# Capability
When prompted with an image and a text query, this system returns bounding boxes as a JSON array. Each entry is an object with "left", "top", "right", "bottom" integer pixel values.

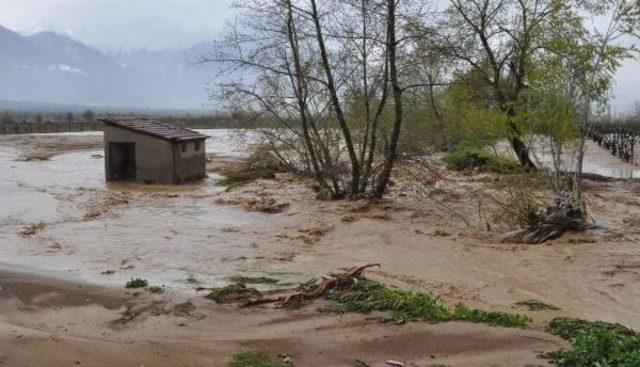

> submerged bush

[
  {"left": 547, "top": 317, "right": 636, "bottom": 340},
  {"left": 147, "top": 285, "right": 165, "bottom": 294},
  {"left": 206, "top": 282, "right": 259, "bottom": 303},
  {"left": 326, "top": 279, "right": 529, "bottom": 328},
  {"left": 452, "top": 303, "right": 530, "bottom": 328},
  {"left": 516, "top": 299, "right": 560, "bottom": 311},
  {"left": 328, "top": 279, "right": 451, "bottom": 324},
  {"left": 443, "top": 140, "right": 521, "bottom": 173},
  {"left": 544, "top": 317, "right": 640, "bottom": 366},
  {"left": 125, "top": 278, "right": 148, "bottom": 289},
  {"left": 230, "top": 351, "right": 289, "bottom": 367}
]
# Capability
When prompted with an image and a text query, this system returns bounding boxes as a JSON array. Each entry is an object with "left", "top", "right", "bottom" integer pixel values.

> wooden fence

[
  {"left": 0, "top": 122, "right": 102, "bottom": 135},
  {"left": 589, "top": 120, "right": 640, "bottom": 164}
]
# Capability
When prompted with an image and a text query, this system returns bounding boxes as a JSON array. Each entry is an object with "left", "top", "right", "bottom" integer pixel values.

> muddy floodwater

[
  {"left": 0, "top": 130, "right": 265, "bottom": 288},
  {"left": 1, "top": 130, "right": 640, "bottom": 366}
]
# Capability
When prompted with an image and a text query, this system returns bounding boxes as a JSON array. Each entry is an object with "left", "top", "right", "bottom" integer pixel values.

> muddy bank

[
  {"left": 0, "top": 132, "right": 103, "bottom": 161},
  {"left": 0, "top": 269, "right": 564, "bottom": 367}
]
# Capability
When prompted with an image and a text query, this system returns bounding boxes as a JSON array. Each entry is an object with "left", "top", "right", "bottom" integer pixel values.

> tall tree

[{"left": 435, "top": 0, "right": 565, "bottom": 170}]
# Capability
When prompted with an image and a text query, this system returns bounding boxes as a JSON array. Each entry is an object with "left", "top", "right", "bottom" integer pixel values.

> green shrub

[
  {"left": 443, "top": 140, "right": 521, "bottom": 173},
  {"left": 125, "top": 278, "right": 148, "bottom": 289},
  {"left": 229, "top": 276, "right": 279, "bottom": 285},
  {"left": 206, "top": 283, "right": 259, "bottom": 303},
  {"left": 516, "top": 299, "right": 561, "bottom": 311},
  {"left": 147, "top": 285, "right": 165, "bottom": 294},
  {"left": 452, "top": 303, "right": 530, "bottom": 328},
  {"left": 328, "top": 279, "right": 451, "bottom": 324},
  {"left": 544, "top": 323, "right": 640, "bottom": 366},
  {"left": 325, "top": 279, "right": 529, "bottom": 328},
  {"left": 547, "top": 317, "right": 636, "bottom": 340}
]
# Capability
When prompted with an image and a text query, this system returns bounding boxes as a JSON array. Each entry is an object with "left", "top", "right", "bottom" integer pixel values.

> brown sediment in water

[{"left": 1, "top": 133, "right": 640, "bottom": 366}]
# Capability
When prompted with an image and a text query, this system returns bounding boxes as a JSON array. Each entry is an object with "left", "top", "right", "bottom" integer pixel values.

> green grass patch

[
  {"left": 451, "top": 303, "right": 530, "bottom": 328},
  {"left": 443, "top": 140, "right": 521, "bottom": 173},
  {"left": 229, "top": 276, "right": 280, "bottom": 285},
  {"left": 547, "top": 317, "right": 636, "bottom": 340},
  {"left": 324, "top": 279, "right": 529, "bottom": 328},
  {"left": 186, "top": 276, "right": 200, "bottom": 284},
  {"left": 516, "top": 299, "right": 560, "bottom": 311},
  {"left": 125, "top": 278, "right": 148, "bottom": 289},
  {"left": 544, "top": 318, "right": 640, "bottom": 366},
  {"left": 206, "top": 282, "right": 259, "bottom": 303},
  {"left": 147, "top": 285, "right": 165, "bottom": 294},
  {"left": 229, "top": 351, "right": 289, "bottom": 367}
]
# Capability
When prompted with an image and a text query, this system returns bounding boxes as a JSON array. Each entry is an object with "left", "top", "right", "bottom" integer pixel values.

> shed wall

[
  {"left": 104, "top": 126, "right": 175, "bottom": 183},
  {"left": 173, "top": 140, "right": 207, "bottom": 183}
]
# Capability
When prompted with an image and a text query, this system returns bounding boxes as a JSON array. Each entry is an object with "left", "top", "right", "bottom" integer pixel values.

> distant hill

[{"left": 0, "top": 25, "right": 217, "bottom": 110}]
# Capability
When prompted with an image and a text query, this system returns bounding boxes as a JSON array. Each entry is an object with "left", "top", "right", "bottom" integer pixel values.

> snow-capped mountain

[{"left": 0, "top": 25, "right": 216, "bottom": 109}]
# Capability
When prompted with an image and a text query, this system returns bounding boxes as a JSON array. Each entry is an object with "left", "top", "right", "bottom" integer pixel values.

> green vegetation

[
  {"left": 185, "top": 276, "right": 200, "bottom": 284},
  {"left": 443, "top": 140, "right": 521, "bottom": 173},
  {"left": 229, "top": 351, "right": 290, "bottom": 367},
  {"left": 229, "top": 276, "right": 280, "bottom": 285},
  {"left": 147, "top": 285, "right": 165, "bottom": 294},
  {"left": 516, "top": 300, "right": 561, "bottom": 311},
  {"left": 451, "top": 303, "right": 530, "bottom": 328},
  {"left": 206, "top": 282, "right": 258, "bottom": 303},
  {"left": 546, "top": 317, "right": 636, "bottom": 340},
  {"left": 125, "top": 278, "right": 148, "bottom": 289},
  {"left": 325, "top": 279, "right": 529, "bottom": 328},
  {"left": 544, "top": 318, "right": 640, "bottom": 366}
]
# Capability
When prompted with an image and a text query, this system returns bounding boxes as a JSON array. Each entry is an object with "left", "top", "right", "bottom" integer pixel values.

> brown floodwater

[
  {"left": 0, "top": 130, "right": 268, "bottom": 288},
  {"left": 1, "top": 131, "right": 639, "bottom": 329},
  {"left": 2, "top": 131, "right": 640, "bottom": 366}
]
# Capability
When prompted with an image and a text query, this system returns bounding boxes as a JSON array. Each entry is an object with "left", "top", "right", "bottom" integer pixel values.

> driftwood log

[
  {"left": 242, "top": 263, "right": 381, "bottom": 307},
  {"left": 503, "top": 196, "right": 587, "bottom": 244}
]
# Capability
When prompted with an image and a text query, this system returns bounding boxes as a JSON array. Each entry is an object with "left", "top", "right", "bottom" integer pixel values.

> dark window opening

[
  {"left": 194, "top": 141, "right": 201, "bottom": 151},
  {"left": 181, "top": 142, "right": 187, "bottom": 153}
]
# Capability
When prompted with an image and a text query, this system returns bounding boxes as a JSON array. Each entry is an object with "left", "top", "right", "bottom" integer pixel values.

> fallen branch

[
  {"left": 242, "top": 263, "right": 381, "bottom": 308},
  {"left": 503, "top": 195, "right": 587, "bottom": 244}
]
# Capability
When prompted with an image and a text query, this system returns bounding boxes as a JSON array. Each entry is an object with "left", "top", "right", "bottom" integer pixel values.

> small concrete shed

[{"left": 100, "top": 118, "right": 207, "bottom": 184}]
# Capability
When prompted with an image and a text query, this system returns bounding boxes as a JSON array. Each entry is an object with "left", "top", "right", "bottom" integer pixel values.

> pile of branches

[
  {"left": 207, "top": 264, "right": 381, "bottom": 308},
  {"left": 244, "top": 263, "right": 381, "bottom": 307},
  {"left": 503, "top": 196, "right": 588, "bottom": 244}
]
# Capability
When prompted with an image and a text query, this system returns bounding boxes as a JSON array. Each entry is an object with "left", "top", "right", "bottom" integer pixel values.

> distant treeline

[{"left": 0, "top": 109, "right": 265, "bottom": 134}]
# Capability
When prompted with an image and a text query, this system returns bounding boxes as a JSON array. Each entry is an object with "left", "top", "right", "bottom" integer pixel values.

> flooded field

[
  {"left": 0, "top": 130, "right": 266, "bottom": 288},
  {"left": 1, "top": 131, "right": 640, "bottom": 366}
]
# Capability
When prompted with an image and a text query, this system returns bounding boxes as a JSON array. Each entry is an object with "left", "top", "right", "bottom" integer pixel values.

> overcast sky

[
  {"left": 0, "top": 0, "right": 637, "bottom": 112},
  {"left": 0, "top": 0, "right": 234, "bottom": 51}
]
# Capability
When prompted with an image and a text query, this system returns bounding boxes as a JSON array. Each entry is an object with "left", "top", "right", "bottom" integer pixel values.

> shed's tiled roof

[{"left": 100, "top": 118, "right": 207, "bottom": 142}]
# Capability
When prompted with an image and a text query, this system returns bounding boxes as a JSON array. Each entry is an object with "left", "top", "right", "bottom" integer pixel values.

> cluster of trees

[
  {"left": 0, "top": 110, "right": 97, "bottom": 125},
  {"left": 210, "top": 0, "right": 639, "bottom": 201}
]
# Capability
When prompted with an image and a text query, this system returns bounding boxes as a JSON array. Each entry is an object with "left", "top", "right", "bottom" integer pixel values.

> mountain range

[{"left": 0, "top": 25, "right": 217, "bottom": 110}]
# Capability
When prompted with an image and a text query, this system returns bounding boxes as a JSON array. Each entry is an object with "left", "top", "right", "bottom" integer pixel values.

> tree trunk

[
  {"left": 284, "top": 0, "right": 333, "bottom": 197},
  {"left": 310, "top": 0, "right": 361, "bottom": 196},
  {"left": 373, "top": 0, "right": 401, "bottom": 199}
]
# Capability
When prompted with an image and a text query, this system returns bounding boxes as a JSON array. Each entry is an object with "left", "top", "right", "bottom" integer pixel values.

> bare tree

[{"left": 373, "top": 0, "right": 401, "bottom": 198}]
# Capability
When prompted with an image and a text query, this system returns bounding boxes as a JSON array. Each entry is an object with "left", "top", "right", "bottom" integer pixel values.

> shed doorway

[{"left": 108, "top": 143, "right": 136, "bottom": 180}]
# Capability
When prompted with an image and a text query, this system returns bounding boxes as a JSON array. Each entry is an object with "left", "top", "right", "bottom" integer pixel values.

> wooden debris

[
  {"left": 242, "top": 263, "right": 381, "bottom": 308},
  {"left": 503, "top": 196, "right": 587, "bottom": 244}
]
